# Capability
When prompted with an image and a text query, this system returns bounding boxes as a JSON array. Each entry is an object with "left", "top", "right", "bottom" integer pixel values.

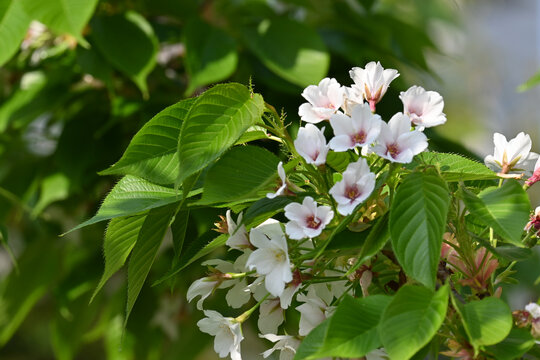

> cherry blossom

[
  {"left": 260, "top": 334, "right": 301, "bottom": 360},
  {"left": 526, "top": 303, "right": 540, "bottom": 319},
  {"left": 267, "top": 162, "right": 287, "bottom": 199},
  {"left": 349, "top": 61, "right": 399, "bottom": 111},
  {"left": 372, "top": 113, "right": 428, "bottom": 163},
  {"left": 284, "top": 196, "right": 334, "bottom": 240},
  {"left": 246, "top": 219, "right": 292, "bottom": 297},
  {"left": 328, "top": 103, "right": 382, "bottom": 151},
  {"left": 258, "top": 298, "right": 284, "bottom": 334},
  {"left": 484, "top": 132, "right": 539, "bottom": 176},
  {"left": 226, "top": 210, "right": 250, "bottom": 250},
  {"left": 298, "top": 78, "right": 344, "bottom": 123},
  {"left": 296, "top": 288, "right": 335, "bottom": 336},
  {"left": 399, "top": 85, "right": 446, "bottom": 129},
  {"left": 329, "top": 158, "right": 376, "bottom": 215},
  {"left": 294, "top": 124, "right": 328, "bottom": 165},
  {"left": 526, "top": 158, "right": 540, "bottom": 186},
  {"left": 197, "top": 310, "right": 243, "bottom": 360},
  {"left": 525, "top": 206, "right": 540, "bottom": 236}
]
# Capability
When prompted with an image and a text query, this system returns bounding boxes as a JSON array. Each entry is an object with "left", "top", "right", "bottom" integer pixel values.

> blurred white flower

[
  {"left": 526, "top": 303, "right": 540, "bottom": 319},
  {"left": 329, "top": 103, "right": 382, "bottom": 151},
  {"left": 294, "top": 124, "right": 328, "bottom": 165},
  {"left": 399, "top": 85, "right": 446, "bottom": 129},
  {"left": 226, "top": 210, "right": 250, "bottom": 250},
  {"left": 258, "top": 298, "right": 284, "bottom": 334},
  {"left": 197, "top": 310, "right": 243, "bottom": 360},
  {"left": 296, "top": 288, "right": 335, "bottom": 336},
  {"left": 267, "top": 162, "right": 287, "bottom": 199},
  {"left": 349, "top": 62, "right": 399, "bottom": 112},
  {"left": 246, "top": 219, "right": 292, "bottom": 297},
  {"left": 298, "top": 78, "right": 344, "bottom": 123},
  {"left": 187, "top": 277, "right": 220, "bottom": 310},
  {"left": 484, "top": 132, "right": 539, "bottom": 176},
  {"left": 260, "top": 334, "right": 301, "bottom": 360},
  {"left": 372, "top": 113, "right": 428, "bottom": 163},
  {"left": 284, "top": 196, "right": 334, "bottom": 240},
  {"left": 329, "top": 158, "right": 375, "bottom": 215}
]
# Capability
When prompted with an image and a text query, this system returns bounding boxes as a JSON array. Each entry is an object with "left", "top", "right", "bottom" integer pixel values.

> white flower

[
  {"left": 296, "top": 288, "right": 335, "bottom": 336},
  {"left": 197, "top": 310, "right": 243, "bottom": 360},
  {"left": 246, "top": 219, "right": 293, "bottom": 297},
  {"left": 372, "top": 113, "right": 428, "bottom": 163},
  {"left": 187, "top": 277, "right": 220, "bottom": 310},
  {"left": 399, "top": 85, "right": 446, "bottom": 129},
  {"left": 294, "top": 124, "right": 329, "bottom": 165},
  {"left": 284, "top": 196, "right": 334, "bottom": 240},
  {"left": 329, "top": 103, "right": 382, "bottom": 151},
  {"left": 298, "top": 78, "right": 344, "bottom": 123},
  {"left": 279, "top": 282, "right": 300, "bottom": 309},
  {"left": 329, "top": 158, "right": 376, "bottom": 215},
  {"left": 349, "top": 62, "right": 399, "bottom": 111},
  {"left": 226, "top": 210, "right": 250, "bottom": 250},
  {"left": 260, "top": 334, "right": 301, "bottom": 360},
  {"left": 526, "top": 303, "right": 540, "bottom": 319},
  {"left": 267, "top": 162, "right": 287, "bottom": 199},
  {"left": 484, "top": 132, "right": 539, "bottom": 176},
  {"left": 258, "top": 298, "right": 284, "bottom": 334}
]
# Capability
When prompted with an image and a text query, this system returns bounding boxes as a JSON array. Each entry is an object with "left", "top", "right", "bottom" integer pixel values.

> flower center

[
  {"left": 387, "top": 143, "right": 400, "bottom": 158},
  {"left": 351, "top": 131, "right": 366, "bottom": 145},
  {"left": 346, "top": 186, "right": 361, "bottom": 200},
  {"left": 306, "top": 215, "right": 321, "bottom": 229},
  {"left": 272, "top": 248, "right": 286, "bottom": 263}
]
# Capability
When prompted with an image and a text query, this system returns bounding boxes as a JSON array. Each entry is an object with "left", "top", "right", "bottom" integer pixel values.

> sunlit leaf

[{"left": 0, "top": 0, "right": 30, "bottom": 66}]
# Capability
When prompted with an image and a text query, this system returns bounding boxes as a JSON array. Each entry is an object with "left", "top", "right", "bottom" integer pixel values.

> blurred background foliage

[{"left": 0, "top": 0, "right": 538, "bottom": 359}]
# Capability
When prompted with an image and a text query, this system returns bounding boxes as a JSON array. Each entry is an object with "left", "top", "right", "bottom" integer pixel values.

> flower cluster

[{"left": 187, "top": 62, "right": 450, "bottom": 360}]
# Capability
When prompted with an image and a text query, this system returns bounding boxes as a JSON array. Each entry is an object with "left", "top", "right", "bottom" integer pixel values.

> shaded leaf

[
  {"left": 243, "top": 18, "right": 329, "bottom": 87},
  {"left": 100, "top": 98, "right": 196, "bottom": 185},
  {"left": 390, "top": 170, "right": 450, "bottom": 288},
  {"left": 199, "top": 145, "right": 280, "bottom": 204},
  {"left": 485, "top": 328, "right": 535, "bottom": 360},
  {"left": 177, "top": 83, "right": 265, "bottom": 185},
  {"left": 461, "top": 180, "right": 530, "bottom": 245},
  {"left": 0, "top": 0, "right": 30, "bottom": 66},
  {"left": 380, "top": 284, "right": 449, "bottom": 360}
]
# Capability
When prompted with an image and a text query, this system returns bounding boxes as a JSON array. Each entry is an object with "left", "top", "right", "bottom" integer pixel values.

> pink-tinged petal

[
  {"left": 299, "top": 103, "right": 325, "bottom": 123},
  {"left": 398, "top": 130, "right": 428, "bottom": 155},
  {"left": 394, "top": 148, "right": 415, "bottom": 164},
  {"left": 327, "top": 81, "right": 345, "bottom": 108},
  {"left": 316, "top": 206, "right": 334, "bottom": 225},
  {"left": 286, "top": 221, "right": 307, "bottom": 240},
  {"left": 284, "top": 202, "right": 311, "bottom": 222},
  {"left": 301, "top": 84, "right": 322, "bottom": 105},
  {"left": 329, "top": 112, "right": 355, "bottom": 136},
  {"left": 303, "top": 226, "right": 324, "bottom": 238},
  {"left": 328, "top": 135, "right": 354, "bottom": 152},
  {"left": 247, "top": 248, "right": 276, "bottom": 274}
]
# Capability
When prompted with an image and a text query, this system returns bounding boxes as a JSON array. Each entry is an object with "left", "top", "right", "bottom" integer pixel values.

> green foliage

[
  {"left": 243, "top": 18, "right": 330, "bottom": 88},
  {"left": 176, "top": 83, "right": 265, "bottom": 185},
  {"left": 91, "top": 11, "right": 158, "bottom": 96},
  {"left": 460, "top": 180, "right": 531, "bottom": 245},
  {"left": 184, "top": 19, "right": 238, "bottom": 95},
  {"left": 458, "top": 297, "right": 512, "bottom": 351},
  {"left": 295, "top": 295, "right": 392, "bottom": 359},
  {"left": 380, "top": 284, "right": 449, "bottom": 360},
  {"left": 485, "top": 328, "right": 536, "bottom": 360},
  {"left": 0, "top": 0, "right": 30, "bottom": 66},
  {"left": 100, "top": 98, "right": 196, "bottom": 185},
  {"left": 390, "top": 169, "right": 450, "bottom": 288},
  {"left": 416, "top": 152, "right": 499, "bottom": 181},
  {"left": 199, "top": 145, "right": 280, "bottom": 205}
]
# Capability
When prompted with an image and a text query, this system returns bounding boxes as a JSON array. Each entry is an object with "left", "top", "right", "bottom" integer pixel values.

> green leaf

[
  {"left": 347, "top": 213, "right": 390, "bottom": 275},
  {"left": 68, "top": 175, "right": 182, "bottom": 232},
  {"left": 90, "top": 214, "right": 146, "bottom": 302},
  {"left": 100, "top": 98, "right": 196, "bottom": 185},
  {"left": 234, "top": 125, "right": 268, "bottom": 144},
  {"left": 199, "top": 145, "right": 280, "bottom": 204},
  {"left": 32, "top": 172, "right": 70, "bottom": 217},
  {"left": 91, "top": 11, "right": 158, "bottom": 97},
  {"left": 416, "top": 152, "right": 499, "bottom": 181},
  {"left": 312, "top": 295, "right": 392, "bottom": 358},
  {"left": 176, "top": 83, "right": 265, "bottom": 185},
  {"left": 243, "top": 18, "right": 330, "bottom": 87},
  {"left": 518, "top": 69, "right": 540, "bottom": 92},
  {"left": 0, "top": 0, "right": 31, "bottom": 66},
  {"left": 0, "top": 239, "right": 62, "bottom": 345},
  {"left": 21, "top": 0, "right": 98, "bottom": 46},
  {"left": 380, "top": 284, "right": 449, "bottom": 360},
  {"left": 390, "top": 170, "right": 450, "bottom": 288},
  {"left": 485, "top": 328, "right": 535, "bottom": 360},
  {"left": 184, "top": 19, "right": 238, "bottom": 95},
  {"left": 155, "top": 232, "right": 227, "bottom": 285},
  {"left": 243, "top": 196, "right": 293, "bottom": 227},
  {"left": 126, "top": 204, "right": 175, "bottom": 323},
  {"left": 326, "top": 151, "right": 351, "bottom": 173},
  {"left": 460, "top": 297, "right": 512, "bottom": 350},
  {"left": 171, "top": 209, "right": 189, "bottom": 257},
  {"left": 76, "top": 45, "right": 114, "bottom": 90},
  {"left": 460, "top": 180, "right": 530, "bottom": 245},
  {"left": 294, "top": 319, "right": 330, "bottom": 360}
]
